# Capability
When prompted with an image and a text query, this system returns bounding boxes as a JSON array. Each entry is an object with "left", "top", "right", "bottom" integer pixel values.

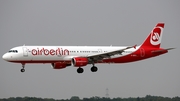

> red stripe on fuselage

[
  {"left": 8, "top": 48, "right": 167, "bottom": 64},
  {"left": 99, "top": 48, "right": 168, "bottom": 63},
  {"left": 8, "top": 60, "right": 72, "bottom": 64}
]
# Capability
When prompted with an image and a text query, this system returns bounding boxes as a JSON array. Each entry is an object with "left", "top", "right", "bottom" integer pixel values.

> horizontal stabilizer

[{"left": 152, "top": 48, "right": 175, "bottom": 53}]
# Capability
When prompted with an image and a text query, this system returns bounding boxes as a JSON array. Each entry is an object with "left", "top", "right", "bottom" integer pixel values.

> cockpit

[
  {"left": 8, "top": 50, "right": 18, "bottom": 53},
  {"left": 2, "top": 46, "right": 25, "bottom": 63}
]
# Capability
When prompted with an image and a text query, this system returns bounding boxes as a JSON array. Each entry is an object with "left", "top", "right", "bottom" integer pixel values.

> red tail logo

[
  {"left": 150, "top": 27, "right": 162, "bottom": 45},
  {"left": 141, "top": 23, "right": 164, "bottom": 48},
  {"left": 152, "top": 32, "right": 160, "bottom": 41}
]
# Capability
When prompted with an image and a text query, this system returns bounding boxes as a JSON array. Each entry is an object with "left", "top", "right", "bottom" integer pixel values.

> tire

[{"left": 77, "top": 68, "right": 84, "bottom": 73}]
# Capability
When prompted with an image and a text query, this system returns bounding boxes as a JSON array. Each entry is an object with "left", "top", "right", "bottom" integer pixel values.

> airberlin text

[{"left": 31, "top": 48, "right": 69, "bottom": 56}]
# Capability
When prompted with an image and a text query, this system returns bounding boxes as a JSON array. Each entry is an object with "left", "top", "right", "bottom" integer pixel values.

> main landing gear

[
  {"left": 20, "top": 63, "right": 25, "bottom": 72},
  {"left": 77, "top": 68, "right": 84, "bottom": 73},
  {"left": 91, "top": 66, "right": 98, "bottom": 72},
  {"left": 77, "top": 65, "right": 98, "bottom": 74}
]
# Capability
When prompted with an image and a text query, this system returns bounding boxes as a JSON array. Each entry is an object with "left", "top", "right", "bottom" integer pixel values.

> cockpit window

[{"left": 8, "top": 50, "right": 18, "bottom": 53}]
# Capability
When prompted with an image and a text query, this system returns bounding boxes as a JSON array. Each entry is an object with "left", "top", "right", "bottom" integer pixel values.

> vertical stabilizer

[{"left": 141, "top": 23, "right": 164, "bottom": 48}]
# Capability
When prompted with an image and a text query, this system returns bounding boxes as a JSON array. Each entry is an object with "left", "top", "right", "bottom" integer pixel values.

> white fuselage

[{"left": 2, "top": 46, "right": 139, "bottom": 63}]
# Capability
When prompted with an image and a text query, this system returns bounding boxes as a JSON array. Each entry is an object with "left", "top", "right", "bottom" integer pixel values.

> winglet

[{"left": 133, "top": 45, "right": 137, "bottom": 49}]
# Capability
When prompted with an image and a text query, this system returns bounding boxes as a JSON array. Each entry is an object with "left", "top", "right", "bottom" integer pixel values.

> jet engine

[
  {"left": 51, "top": 62, "right": 67, "bottom": 69},
  {"left": 72, "top": 57, "right": 88, "bottom": 67}
]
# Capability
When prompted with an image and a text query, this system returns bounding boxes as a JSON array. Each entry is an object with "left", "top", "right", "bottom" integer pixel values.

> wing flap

[{"left": 87, "top": 45, "right": 136, "bottom": 61}]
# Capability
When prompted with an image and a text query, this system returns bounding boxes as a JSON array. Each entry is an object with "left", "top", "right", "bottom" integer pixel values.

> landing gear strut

[
  {"left": 90, "top": 62, "right": 98, "bottom": 72},
  {"left": 21, "top": 64, "right": 25, "bottom": 72},
  {"left": 77, "top": 67, "right": 84, "bottom": 73}
]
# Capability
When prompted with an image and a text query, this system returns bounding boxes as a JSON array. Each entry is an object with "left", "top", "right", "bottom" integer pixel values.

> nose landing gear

[{"left": 21, "top": 63, "right": 25, "bottom": 72}]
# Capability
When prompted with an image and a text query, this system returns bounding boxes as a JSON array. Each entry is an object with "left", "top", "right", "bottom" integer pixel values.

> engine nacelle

[
  {"left": 51, "top": 62, "right": 67, "bottom": 69},
  {"left": 72, "top": 57, "right": 88, "bottom": 67}
]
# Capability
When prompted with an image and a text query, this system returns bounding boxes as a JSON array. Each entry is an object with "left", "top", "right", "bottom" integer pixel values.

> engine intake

[{"left": 72, "top": 57, "right": 88, "bottom": 67}]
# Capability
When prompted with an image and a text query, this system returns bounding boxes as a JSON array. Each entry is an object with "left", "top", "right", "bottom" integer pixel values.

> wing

[{"left": 87, "top": 45, "right": 137, "bottom": 63}]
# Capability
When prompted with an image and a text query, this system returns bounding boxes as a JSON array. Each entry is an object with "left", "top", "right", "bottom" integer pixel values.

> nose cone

[{"left": 2, "top": 53, "right": 9, "bottom": 61}]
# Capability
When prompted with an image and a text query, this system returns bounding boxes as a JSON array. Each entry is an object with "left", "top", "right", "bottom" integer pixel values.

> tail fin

[{"left": 141, "top": 23, "right": 165, "bottom": 48}]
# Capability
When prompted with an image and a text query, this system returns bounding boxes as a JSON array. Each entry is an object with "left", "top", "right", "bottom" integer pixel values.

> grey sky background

[{"left": 0, "top": 0, "right": 180, "bottom": 99}]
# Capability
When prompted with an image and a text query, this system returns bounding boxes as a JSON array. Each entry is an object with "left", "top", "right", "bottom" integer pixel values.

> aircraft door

[
  {"left": 98, "top": 49, "right": 102, "bottom": 53},
  {"left": 23, "top": 47, "right": 28, "bottom": 57},
  {"left": 140, "top": 48, "right": 145, "bottom": 57}
]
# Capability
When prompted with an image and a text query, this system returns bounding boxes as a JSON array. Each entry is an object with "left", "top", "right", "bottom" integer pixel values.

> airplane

[{"left": 2, "top": 22, "right": 174, "bottom": 73}]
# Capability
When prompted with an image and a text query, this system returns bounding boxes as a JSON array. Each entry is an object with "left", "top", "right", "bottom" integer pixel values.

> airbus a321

[{"left": 2, "top": 23, "right": 174, "bottom": 73}]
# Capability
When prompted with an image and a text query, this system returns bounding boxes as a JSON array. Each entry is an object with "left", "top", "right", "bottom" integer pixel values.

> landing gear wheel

[
  {"left": 77, "top": 68, "right": 84, "bottom": 73},
  {"left": 21, "top": 69, "right": 25, "bottom": 72},
  {"left": 91, "top": 66, "right": 98, "bottom": 72}
]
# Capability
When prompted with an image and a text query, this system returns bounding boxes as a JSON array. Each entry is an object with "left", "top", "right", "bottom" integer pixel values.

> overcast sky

[{"left": 0, "top": 0, "right": 180, "bottom": 99}]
